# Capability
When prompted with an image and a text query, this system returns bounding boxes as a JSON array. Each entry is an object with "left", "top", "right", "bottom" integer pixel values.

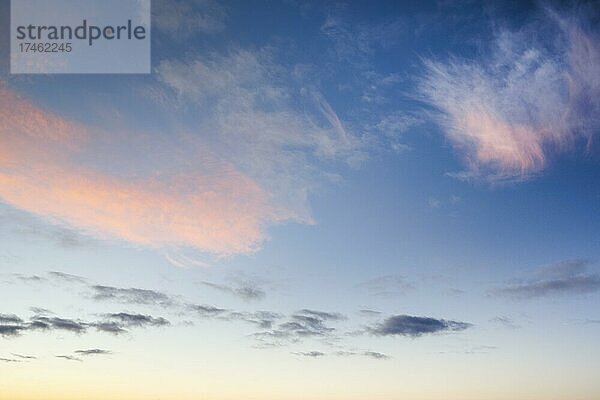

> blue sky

[{"left": 1, "top": 1, "right": 600, "bottom": 399}]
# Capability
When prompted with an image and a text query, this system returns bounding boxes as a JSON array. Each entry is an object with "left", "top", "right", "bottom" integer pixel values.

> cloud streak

[
  {"left": 369, "top": 315, "right": 472, "bottom": 337},
  {"left": 292, "top": 351, "right": 325, "bottom": 358},
  {"left": 0, "top": 310, "right": 170, "bottom": 338},
  {"left": 493, "top": 259, "right": 600, "bottom": 299},
  {"left": 55, "top": 355, "right": 82, "bottom": 362},
  {"left": 200, "top": 281, "right": 266, "bottom": 301},
  {"left": 101, "top": 313, "right": 170, "bottom": 328},
  {"left": 90, "top": 285, "right": 175, "bottom": 307},
  {"left": 74, "top": 349, "right": 112, "bottom": 356}
]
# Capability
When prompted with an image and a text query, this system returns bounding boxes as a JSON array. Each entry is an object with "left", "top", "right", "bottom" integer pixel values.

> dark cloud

[
  {"left": 0, "top": 357, "right": 21, "bottom": 363},
  {"left": 74, "top": 349, "right": 112, "bottom": 356},
  {"left": 55, "top": 355, "right": 82, "bottom": 362},
  {"left": 10, "top": 353, "right": 36, "bottom": 359},
  {"left": 0, "top": 325, "right": 27, "bottom": 337},
  {"left": 93, "top": 322, "right": 127, "bottom": 335},
  {"left": 0, "top": 311, "right": 170, "bottom": 338},
  {"left": 0, "top": 314, "right": 23, "bottom": 324},
  {"left": 102, "top": 313, "right": 170, "bottom": 328},
  {"left": 0, "top": 314, "right": 27, "bottom": 337},
  {"left": 90, "top": 285, "right": 175, "bottom": 307},
  {"left": 92, "top": 313, "right": 169, "bottom": 335},
  {"left": 292, "top": 351, "right": 325, "bottom": 358},
  {"left": 29, "top": 317, "right": 88, "bottom": 333},
  {"left": 370, "top": 315, "right": 472, "bottom": 337},
  {"left": 493, "top": 260, "right": 600, "bottom": 299},
  {"left": 187, "top": 304, "right": 228, "bottom": 317},
  {"left": 201, "top": 281, "right": 266, "bottom": 301}
]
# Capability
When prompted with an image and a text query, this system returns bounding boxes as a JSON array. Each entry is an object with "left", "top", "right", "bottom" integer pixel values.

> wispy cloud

[
  {"left": 292, "top": 351, "right": 325, "bottom": 358},
  {"left": 253, "top": 309, "right": 346, "bottom": 345},
  {"left": 74, "top": 349, "right": 112, "bottom": 356},
  {"left": 101, "top": 313, "right": 169, "bottom": 328},
  {"left": 29, "top": 307, "right": 52, "bottom": 316},
  {"left": 490, "top": 316, "right": 521, "bottom": 329},
  {"left": 93, "top": 322, "right": 127, "bottom": 335},
  {"left": 155, "top": 49, "right": 364, "bottom": 224},
  {"left": 10, "top": 274, "right": 47, "bottom": 284},
  {"left": 334, "top": 350, "right": 390, "bottom": 360},
  {"left": 48, "top": 271, "right": 87, "bottom": 284},
  {"left": 320, "top": 14, "right": 403, "bottom": 67},
  {"left": 200, "top": 281, "right": 266, "bottom": 301},
  {"left": 187, "top": 304, "right": 228, "bottom": 318},
  {"left": 225, "top": 311, "right": 283, "bottom": 329},
  {"left": 10, "top": 353, "right": 36, "bottom": 360},
  {"left": 369, "top": 315, "right": 472, "bottom": 337},
  {"left": 90, "top": 285, "right": 175, "bottom": 307},
  {"left": 55, "top": 355, "right": 82, "bottom": 362},
  {"left": 358, "top": 309, "right": 382, "bottom": 317},
  {"left": 362, "top": 351, "right": 390, "bottom": 360},
  {"left": 419, "top": 8, "right": 600, "bottom": 181},
  {"left": 492, "top": 259, "right": 600, "bottom": 299},
  {"left": 293, "top": 349, "right": 391, "bottom": 360},
  {"left": 0, "top": 204, "right": 95, "bottom": 249},
  {"left": 29, "top": 317, "right": 87, "bottom": 334}
]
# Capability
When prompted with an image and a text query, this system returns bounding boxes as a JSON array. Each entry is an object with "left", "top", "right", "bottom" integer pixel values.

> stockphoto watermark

[{"left": 10, "top": 0, "right": 151, "bottom": 74}]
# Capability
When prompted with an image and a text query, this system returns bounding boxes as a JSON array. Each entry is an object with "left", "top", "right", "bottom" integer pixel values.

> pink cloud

[
  {"left": 0, "top": 84, "right": 283, "bottom": 255},
  {"left": 456, "top": 108, "right": 546, "bottom": 177},
  {"left": 419, "top": 12, "right": 600, "bottom": 182}
]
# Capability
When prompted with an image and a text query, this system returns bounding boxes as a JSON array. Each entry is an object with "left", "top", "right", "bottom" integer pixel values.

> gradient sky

[{"left": 1, "top": 1, "right": 600, "bottom": 399}]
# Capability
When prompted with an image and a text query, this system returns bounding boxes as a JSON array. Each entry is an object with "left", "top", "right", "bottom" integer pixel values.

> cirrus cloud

[{"left": 419, "top": 9, "right": 600, "bottom": 182}]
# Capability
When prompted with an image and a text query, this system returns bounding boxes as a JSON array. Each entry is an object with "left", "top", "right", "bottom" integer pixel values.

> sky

[{"left": 1, "top": 0, "right": 600, "bottom": 399}]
